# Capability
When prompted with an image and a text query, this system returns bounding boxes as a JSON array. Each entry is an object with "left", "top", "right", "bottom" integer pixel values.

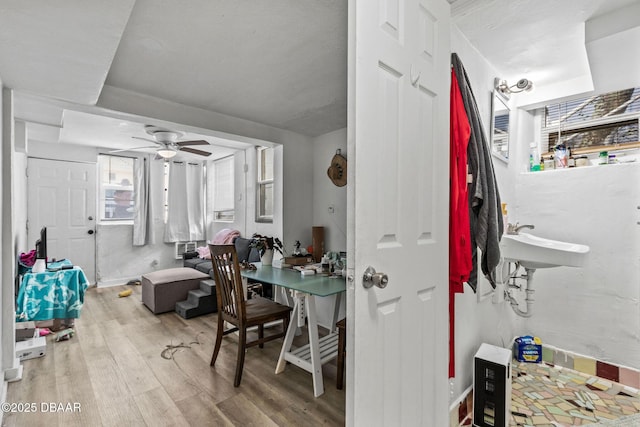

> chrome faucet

[{"left": 507, "top": 222, "right": 535, "bottom": 235}]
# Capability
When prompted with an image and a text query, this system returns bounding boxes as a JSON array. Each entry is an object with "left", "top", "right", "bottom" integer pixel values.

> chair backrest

[{"left": 209, "top": 244, "right": 246, "bottom": 325}]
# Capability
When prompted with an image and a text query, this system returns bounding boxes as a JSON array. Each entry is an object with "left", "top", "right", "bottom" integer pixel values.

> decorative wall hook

[{"left": 327, "top": 149, "right": 347, "bottom": 187}]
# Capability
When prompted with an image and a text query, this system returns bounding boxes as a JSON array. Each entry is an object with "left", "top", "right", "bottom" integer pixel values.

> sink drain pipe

[{"left": 504, "top": 263, "right": 535, "bottom": 318}]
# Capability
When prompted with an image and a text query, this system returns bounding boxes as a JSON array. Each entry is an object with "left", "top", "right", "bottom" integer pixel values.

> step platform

[{"left": 175, "top": 279, "right": 217, "bottom": 319}]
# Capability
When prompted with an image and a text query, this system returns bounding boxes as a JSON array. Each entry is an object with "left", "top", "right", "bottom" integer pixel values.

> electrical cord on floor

[{"left": 160, "top": 332, "right": 205, "bottom": 360}]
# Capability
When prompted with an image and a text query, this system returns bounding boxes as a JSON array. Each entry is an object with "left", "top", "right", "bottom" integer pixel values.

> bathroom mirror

[{"left": 491, "top": 91, "right": 510, "bottom": 163}]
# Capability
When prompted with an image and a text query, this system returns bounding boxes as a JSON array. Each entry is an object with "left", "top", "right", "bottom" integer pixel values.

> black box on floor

[{"left": 473, "top": 343, "right": 512, "bottom": 427}]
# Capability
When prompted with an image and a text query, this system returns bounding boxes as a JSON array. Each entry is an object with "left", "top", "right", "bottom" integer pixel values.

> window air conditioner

[{"left": 174, "top": 241, "right": 198, "bottom": 259}]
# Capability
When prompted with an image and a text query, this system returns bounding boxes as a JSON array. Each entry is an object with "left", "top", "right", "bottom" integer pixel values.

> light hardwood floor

[{"left": 3, "top": 284, "right": 346, "bottom": 426}]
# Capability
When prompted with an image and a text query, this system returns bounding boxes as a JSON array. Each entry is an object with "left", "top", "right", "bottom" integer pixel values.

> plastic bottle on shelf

[
  {"left": 529, "top": 143, "right": 540, "bottom": 171},
  {"left": 321, "top": 254, "right": 330, "bottom": 274},
  {"left": 544, "top": 156, "right": 555, "bottom": 170}
]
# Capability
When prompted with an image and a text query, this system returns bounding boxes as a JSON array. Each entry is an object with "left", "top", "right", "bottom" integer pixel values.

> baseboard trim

[{"left": 97, "top": 277, "right": 138, "bottom": 288}]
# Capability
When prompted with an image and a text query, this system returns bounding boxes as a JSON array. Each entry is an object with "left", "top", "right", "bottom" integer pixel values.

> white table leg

[
  {"left": 305, "top": 294, "right": 325, "bottom": 397},
  {"left": 276, "top": 295, "right": 300, "bottom": 374}
]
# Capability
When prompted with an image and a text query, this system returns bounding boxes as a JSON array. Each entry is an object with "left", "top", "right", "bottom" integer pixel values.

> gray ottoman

[{"left": 141, "top": 267, "right": 209, "bottom": 314}]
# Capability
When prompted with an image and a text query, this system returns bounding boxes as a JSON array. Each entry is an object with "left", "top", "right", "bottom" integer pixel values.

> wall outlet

[{"left": 328, "top": 205, "right": 335, "bottom": 214}]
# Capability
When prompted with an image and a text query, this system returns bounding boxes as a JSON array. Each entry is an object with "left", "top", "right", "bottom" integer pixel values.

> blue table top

[
  {"left": 16, "top": 263, "right": 89, "bottom": 322},
  {"left": 240, "top": 264, "right": 346, "bottom": 297}
]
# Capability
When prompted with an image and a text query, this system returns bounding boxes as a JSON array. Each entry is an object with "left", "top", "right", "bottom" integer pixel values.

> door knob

[
  {"left": 87, "top": 230, "right": 94, "bottom": 235},
  {"left": 88, "top": 216, "right": 94, "bottom": 221},
  {"left": 362, "top": 266, "right": 389, "bottom": 289}
]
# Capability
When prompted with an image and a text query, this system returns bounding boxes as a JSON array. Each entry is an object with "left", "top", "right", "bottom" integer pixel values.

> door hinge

[{"left": 243, "top": 164, "right": 249, "bottom": 173}]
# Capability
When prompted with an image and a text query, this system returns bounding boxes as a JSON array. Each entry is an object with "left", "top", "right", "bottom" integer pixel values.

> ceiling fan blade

[
  {"left": 176, "top": 139, "right": 209, "bottom": 146},
  {"left": 109, "top": 145, "right": 157, "bottom": 153},
  {"left": 179, "top": 147, "right": 212, "bottom": 157},
  {"left": 132, "top": 136, "right": 160, "bottom": 145}
]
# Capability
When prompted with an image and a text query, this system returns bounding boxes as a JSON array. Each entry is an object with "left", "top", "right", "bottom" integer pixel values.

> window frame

[
  {"left": 255, "top": 146, "right": 274, "bottom": 223},
  {"left": 212, "top": 155, "right": 235, "bottom": 223},
  {"left": 98, "top": 154, "right": 136, "bottom": 223}
]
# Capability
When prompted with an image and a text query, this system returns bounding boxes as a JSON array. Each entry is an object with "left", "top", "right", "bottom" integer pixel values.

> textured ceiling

[{"left": 104, "top": 0, "right": 347, "bottom": 137}]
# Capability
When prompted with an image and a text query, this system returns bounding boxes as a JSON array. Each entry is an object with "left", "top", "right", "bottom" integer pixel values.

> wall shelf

[{"left": 541, "top": 141, "right": 640, "bottom": 159}]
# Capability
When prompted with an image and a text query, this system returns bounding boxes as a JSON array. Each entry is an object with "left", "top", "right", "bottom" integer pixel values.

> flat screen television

[{"left": 35, "top": 226, "right": 47, "bottom": 260}]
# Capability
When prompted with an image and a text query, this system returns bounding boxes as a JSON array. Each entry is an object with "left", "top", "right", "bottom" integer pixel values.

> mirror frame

[{"left": 490, "top": 89, "right": 511, "bottom": 163}]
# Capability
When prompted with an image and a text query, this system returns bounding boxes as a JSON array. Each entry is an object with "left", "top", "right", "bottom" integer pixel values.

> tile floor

[{"left": 459, "top": 361, "right": 640, "bottom": 426}]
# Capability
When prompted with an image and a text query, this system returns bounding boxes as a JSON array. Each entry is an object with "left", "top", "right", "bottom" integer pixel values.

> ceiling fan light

[{"left": 157, "top": 148, "right": 177, "bottom": 159}]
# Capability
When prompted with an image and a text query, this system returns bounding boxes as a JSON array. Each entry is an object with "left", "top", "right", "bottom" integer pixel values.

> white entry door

[
  {"left": 348, "top": 0, "right": 450, "bottom": 425},
  {"left": 27, "top": 158, "right": 97, "bottom": 284}
]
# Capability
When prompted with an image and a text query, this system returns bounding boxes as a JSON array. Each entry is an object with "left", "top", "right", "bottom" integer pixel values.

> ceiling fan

[{"left": 122, "top": 125, "right": 213, "bottom": 159}]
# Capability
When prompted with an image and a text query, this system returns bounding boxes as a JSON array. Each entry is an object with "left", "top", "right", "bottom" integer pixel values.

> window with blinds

[
  {"left": 213, "top": 156, "right": 234, "bottom": 222},
  {"left": 541, "top": 87, "right": 640, "bottom": 154}
]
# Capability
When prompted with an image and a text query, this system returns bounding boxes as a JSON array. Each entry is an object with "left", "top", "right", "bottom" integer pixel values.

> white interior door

[
  {"left": 27, "top": 158, "right": 97, "bottom": 284},
  {"left": 348, "top": 0, "right": 450, "bottom": 425}
]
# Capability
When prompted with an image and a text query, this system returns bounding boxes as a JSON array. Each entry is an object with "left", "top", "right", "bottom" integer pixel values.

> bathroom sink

[{"left": 500, "top": 232, "right": 589, "bottom": 269}]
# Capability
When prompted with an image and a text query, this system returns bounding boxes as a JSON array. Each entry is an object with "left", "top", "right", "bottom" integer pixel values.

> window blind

[
  {"left": 541, "top": 87, "right": 640, "bottom": 153},
  {"left": 213, "top": 156, "right": 234, "bottom": 212}
]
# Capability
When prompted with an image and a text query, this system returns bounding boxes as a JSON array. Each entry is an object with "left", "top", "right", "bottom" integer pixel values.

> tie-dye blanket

[{"left": 16, "top": 261, "right": 89, "bottom": 321}]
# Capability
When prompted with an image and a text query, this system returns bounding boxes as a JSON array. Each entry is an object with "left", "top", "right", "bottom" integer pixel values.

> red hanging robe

[{"left": 449, "top": 67, "right": 472, "bottom": 378}]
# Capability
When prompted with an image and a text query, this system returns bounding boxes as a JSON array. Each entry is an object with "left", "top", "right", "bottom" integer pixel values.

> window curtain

[
  {"left": 133, "top": 156, "right": 154, "bottom": 246},
  {"left": 164, "top": 161, "right": 205, "bottom": 243}
]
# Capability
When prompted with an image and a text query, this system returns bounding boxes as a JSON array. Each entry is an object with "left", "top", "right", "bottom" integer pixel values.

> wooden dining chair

[
  {"left": 208, "top": 244, "right": 292, "bottom": 387},
  {"left": 336, "top": 317, "right": 346, "bottom": 390}
]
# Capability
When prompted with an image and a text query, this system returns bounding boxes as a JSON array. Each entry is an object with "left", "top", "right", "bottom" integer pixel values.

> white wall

[
  {"left": 2, "top": 86, "right": 22, "bottom": 392},
  {"left": 96, "top": 223, "right": 182, "bottom": 285},
  {"left": 281, "top": 138, "right": 314, "bottom": 253},
  {"left": 311, "top": 128, "right": 347, "bottom": 329},
  {"left": 312, "top": 128, "right": 348, "bottom": 254},
  {"left": 13, "top": 121, "right": 27, "bottom": 255},
  {"left": 513, "top": 163, "right": 640, "bottom": 368},
  {"left": 1, "top": 78, "right": 6, "bottom": 392}
]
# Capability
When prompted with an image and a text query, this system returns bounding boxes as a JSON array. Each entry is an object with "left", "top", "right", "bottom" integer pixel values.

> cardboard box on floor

[{"left": 15, "top": 321, "right": 37, "bottom": 341}]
